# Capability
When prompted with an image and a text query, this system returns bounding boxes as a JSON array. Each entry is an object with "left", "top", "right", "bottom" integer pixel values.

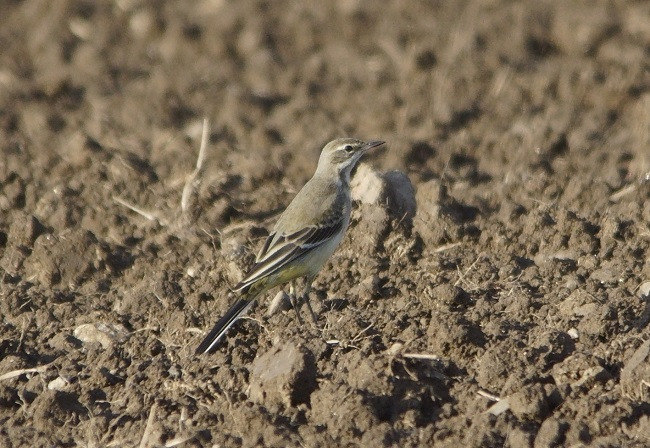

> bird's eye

[{"left": 344, "top": 145, "right": 354, "bottom": 152}]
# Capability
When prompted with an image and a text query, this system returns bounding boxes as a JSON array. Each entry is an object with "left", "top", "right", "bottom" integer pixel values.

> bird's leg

[
  {"left": 302, "top": 275, "right": 319, "bottom": 327},
  {"left": 289, "top": 280, "right": 303, "bottom": 325}
]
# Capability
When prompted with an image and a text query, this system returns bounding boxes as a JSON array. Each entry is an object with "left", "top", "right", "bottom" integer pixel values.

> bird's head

[{"left": 316, "top": 138, "right": 385, "bottom": 182}]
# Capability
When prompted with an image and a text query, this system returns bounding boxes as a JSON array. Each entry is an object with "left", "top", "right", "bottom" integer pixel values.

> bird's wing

[{"left": 234, "top": 217, "right": 344, "bottom": 292}]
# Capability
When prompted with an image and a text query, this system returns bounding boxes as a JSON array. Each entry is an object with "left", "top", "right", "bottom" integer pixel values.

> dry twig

[
  {"left": 0, "top": 363, "right": 52, "bottom": 381},
  {"left": 114, "top": 117, "right": 212, "bottom": 227},
  {"left": 139, "top": 402, "right": 158, "bottom": 448}
]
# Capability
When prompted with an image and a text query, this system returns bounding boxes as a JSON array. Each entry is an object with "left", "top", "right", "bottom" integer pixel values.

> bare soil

[{"left": 1, "top": 1, "right": 649, "bottom": 447}]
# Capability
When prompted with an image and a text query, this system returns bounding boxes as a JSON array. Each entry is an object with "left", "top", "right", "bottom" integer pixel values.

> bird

[{"left": 195, "top": 138, "right": 385, "bottom": 354}]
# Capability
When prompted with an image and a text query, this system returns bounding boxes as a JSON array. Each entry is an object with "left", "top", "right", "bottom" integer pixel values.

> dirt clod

[
  {"left": 248, "top": 343, "right": 316, "bottom": 407},
  {"left": 508, "top": 383, "right": 551, "bottom": 421}
]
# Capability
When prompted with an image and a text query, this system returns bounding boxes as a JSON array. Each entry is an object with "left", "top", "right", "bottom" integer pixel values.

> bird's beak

[{"left": 362, "top": 140, "right": 385, "bottom": 151}]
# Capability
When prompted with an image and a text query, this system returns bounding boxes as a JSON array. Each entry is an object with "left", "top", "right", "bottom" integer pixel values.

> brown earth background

[{"left": 1, "top": 0, "right": 650, "bottom": 447}]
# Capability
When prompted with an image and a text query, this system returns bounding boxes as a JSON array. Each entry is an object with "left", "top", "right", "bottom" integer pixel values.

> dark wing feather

[{"left": 234, "top": 218, "right": 344, "bottom": 293}]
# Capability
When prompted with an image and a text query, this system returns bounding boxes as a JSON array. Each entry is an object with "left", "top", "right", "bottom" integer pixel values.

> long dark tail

[{"left": 195, "top": 299, "right": 255, "bottom": 354}]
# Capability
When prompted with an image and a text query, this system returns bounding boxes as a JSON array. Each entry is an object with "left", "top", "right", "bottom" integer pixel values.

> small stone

[
  {"left": 167, "top": 364, "right": 181, "bottom": 379},
  {"left": 432, "top": 283, "right": 470, "bottom": 307},
  {"left": 487, "top": 398, "right": 510, "bottom": 416},
  {"left": 387, "top": 342, "right": 404, "bottom": 356},
  {"left": 73, "top": 322, "right": 130, "bottom": 349},
  {"left": 567, "top": 328, "right": 579, "bottom": 340},
  {"left": 268, "top": 290, "right": 291, "bottom": 316},
  {"left": 47, "top": 377, "right": 70, "bottom": 391}
]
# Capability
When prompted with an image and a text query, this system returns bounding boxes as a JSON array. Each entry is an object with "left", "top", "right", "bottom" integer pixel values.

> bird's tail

[{"left": 195, "top": 297, "right": 257, "bottom": 354}]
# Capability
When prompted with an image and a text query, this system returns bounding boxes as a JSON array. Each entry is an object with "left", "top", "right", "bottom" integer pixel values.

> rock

[
  {"left": 351, "top": 163, "right": 384, "bottom": 205},
  {"left": 487, "top": 398, "right": 510, "bottom": 416},
  {"left": 73, "top": 322, "right": 130, "bottom": 349},
  {"left": 267, "top": 290, "right": 291, "bottom": 316},
  {"left": 351, "top": 164, "right": 416, "bottom": 227},
  {"left": 248, "top": 343, "right": 316, "bottom": 407},
  {"left": 47, "top": 376, "right": 70, "bottom": 391}
]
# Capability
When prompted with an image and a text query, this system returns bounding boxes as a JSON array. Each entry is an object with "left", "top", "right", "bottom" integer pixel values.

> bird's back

[{"left": 272, "top": 174, "right": 350, "bottom": 235}]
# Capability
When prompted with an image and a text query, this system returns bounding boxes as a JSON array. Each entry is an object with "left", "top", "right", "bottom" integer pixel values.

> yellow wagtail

[{"left": 196, "top": 138, "right": 385, "bottom": 354}]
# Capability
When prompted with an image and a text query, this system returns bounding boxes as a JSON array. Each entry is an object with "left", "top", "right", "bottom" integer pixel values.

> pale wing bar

[{"left": 234, "top": 219, "right": 344, "bottom": 293}]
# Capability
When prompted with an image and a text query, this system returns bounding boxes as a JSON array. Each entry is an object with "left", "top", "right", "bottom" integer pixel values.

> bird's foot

[
  {"left": 289, "top": 293, "right": 304, "bottom": 325},
  {"left": 303, "top": 296, "right": 322, "bottom": 332}
]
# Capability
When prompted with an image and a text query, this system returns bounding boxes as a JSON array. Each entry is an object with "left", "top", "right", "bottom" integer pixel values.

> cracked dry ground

[{"left": 1, "top": 1, "right": 649, "bottom": 447}]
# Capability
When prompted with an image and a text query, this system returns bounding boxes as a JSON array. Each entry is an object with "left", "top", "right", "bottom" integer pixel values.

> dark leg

[
  {"left": 289, "top": 280, "right": 303, "bottom": 325},
  {"left": 302, "top": 275, "right": 319, "bottom": 326}
]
